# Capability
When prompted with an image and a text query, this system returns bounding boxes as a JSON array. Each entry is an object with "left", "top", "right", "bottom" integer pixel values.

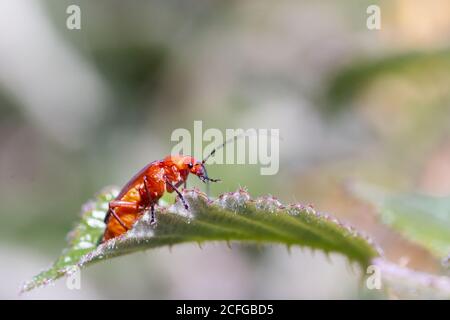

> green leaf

[
  {"left": 21, "top": 188, "right": 118, "bottom": 293},
  {"left": 350, "top": 183, "right": 450, "bottom": 260},
  {"left": 22, "top": 188, "right": 380, "bottom": 293}
]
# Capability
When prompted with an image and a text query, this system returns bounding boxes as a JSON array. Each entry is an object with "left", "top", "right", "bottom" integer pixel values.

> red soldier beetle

[{"left": 99, "top": 137, "right": 236, "bottom": 243}]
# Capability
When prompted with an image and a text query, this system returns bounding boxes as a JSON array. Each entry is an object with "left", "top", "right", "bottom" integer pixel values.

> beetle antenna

[
  {"left": 201, "top": 131, "right": 280, "bottom": 164},
  {"left": 201, "top": 131, "right": 279, "bottom": 194},
  {"left": 203, "top": 164, "right": 211, "bottom": 196},
  {"left": 200, "top": 134, "right": 245, "bottom": 196},
  {"left": 201, "top": 134, "right": 241, "bottom": 164}
]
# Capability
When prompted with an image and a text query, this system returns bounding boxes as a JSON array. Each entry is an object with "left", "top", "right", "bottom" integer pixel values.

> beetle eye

[{"left": 188, "top": 163, "right": 193, "bottom": 169}]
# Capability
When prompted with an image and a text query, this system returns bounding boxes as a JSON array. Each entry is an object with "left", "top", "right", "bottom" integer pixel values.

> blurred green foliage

[{"left": 352, "top": 184, "right": 450, "bottom": 261}]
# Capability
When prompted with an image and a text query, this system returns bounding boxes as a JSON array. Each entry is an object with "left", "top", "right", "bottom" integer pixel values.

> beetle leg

[
  {"left": 106, "top": 208, "right": 129, "bottom": 231},
  {"left": 165, "top": 178, "right": 189, "bottom": 210},
  {"left": 109, "top": 200, "right": 139, "bottom": 210},
  {"left": 107, "top": 200, "right": 140, "bottom": 230},
  {"left": 150, "top": 204, "right": 156, "bottom": 225},
  {"left": 143, "top": 176, "right": 158, "bottom": 225},
  {"left": 143, "top": 176, "right": 152, "bottom": 201}
]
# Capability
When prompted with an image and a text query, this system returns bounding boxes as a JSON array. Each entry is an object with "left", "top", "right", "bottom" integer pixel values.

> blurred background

[{"left": 1, "top": 0, "right": 449, "bottom": 299}]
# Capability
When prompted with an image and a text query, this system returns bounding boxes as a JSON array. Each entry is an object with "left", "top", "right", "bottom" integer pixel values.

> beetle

[{"left": 99, "top": 142, "right": 227, "bottom": 243}]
